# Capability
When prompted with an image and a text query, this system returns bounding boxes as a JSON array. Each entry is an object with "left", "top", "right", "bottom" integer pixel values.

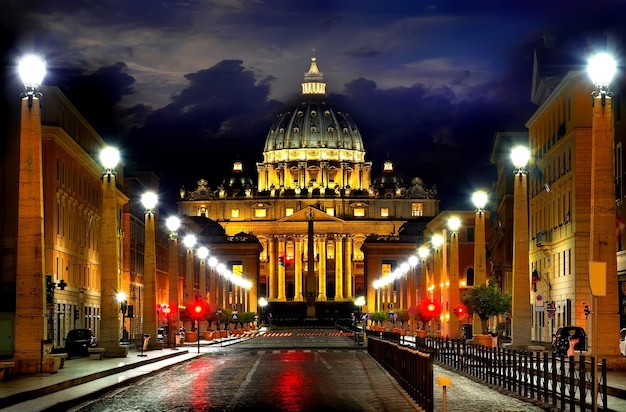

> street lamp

[
  {"left": 14, "top": 54, "right": 48, "bottom": 372},
  {"left": 472, "top": 190, "right": 488, "bottom": 287},
  {"left": 142, "top": 191, "right": 158, "bottom": 351},
  {"left": 447, "top": 216, "right": 462, "bottom": 338},
  {"left": 182, "top": 234, "right": 197, "bottom": 332},
  {"left": 98, "top": 145, "right": 129, "bottom": 357},
  {"left": 258, "top": 297, "right": 268, "bottom": 327},
  {"left": 116, "top": 292, "right": 128, "bottom": 342},
  {"left": 587, "top": 52, "right": 620, "bottom": 361},
  {"left": 354, "top": 296, "right": 366, "bottom": 345},
  {"left": 165, "top": 216, "right": 181, "bottom": 346},
  {"left": 510, "top": 145, "right": 531, "bottom": 348},
  {"left": 197, "top": 245, "right": 209, "bottom": 334}
]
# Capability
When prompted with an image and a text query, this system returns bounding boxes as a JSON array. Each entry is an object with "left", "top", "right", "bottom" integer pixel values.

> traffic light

[
  {"left": 74, "top": 308, "right": 79, "bottom": 320},
  {"left": 419, "top": 299, "right": 440, "bottom": 322},
  {"left": 194, "top": 304, "right": 203, "bottom": 315},
  {"left": 583, "top": 302, "right": 591, "bottom": 318},
  {"left": 453, "top": 304, "right": 467, "bottom": 317}
]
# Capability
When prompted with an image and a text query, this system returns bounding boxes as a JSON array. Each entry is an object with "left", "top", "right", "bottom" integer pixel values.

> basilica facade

[{"left": 177, "top": 56, "right": 439, "bottom": 319}]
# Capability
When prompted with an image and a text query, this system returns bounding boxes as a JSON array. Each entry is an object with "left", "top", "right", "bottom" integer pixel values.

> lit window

[
  {"left": 231, "top": 209, "right": 240, "bottom": 218},
  {"left": 380, "top": 207, "right": 389, "bottom": 217},
  {"left": 411, "top": 203, "right": 423, "bottom": 217},
  {"left": 354, "top": 208, "right": 365, "bottom": 217},
  {"left": 254, "top": 209, "right": 267, "bottom": 218},
  {"left": 326, "top": 207, "right": 334, "bottom": 216},
  {"left": 286, "top": 208, "right": 294, "bottom": 216}
]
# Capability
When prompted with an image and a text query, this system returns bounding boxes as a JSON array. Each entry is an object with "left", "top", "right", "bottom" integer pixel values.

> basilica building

[{"left": 177, "top": 56, "right": 439, "bottom": 320}]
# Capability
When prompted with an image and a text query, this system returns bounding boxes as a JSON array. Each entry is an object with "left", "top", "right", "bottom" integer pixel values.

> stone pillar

[
  {"left": 474, "top": 211, "right": 487, "bottom": 286},
  {"left": 143, "top": 210, "right": 159, "bottom": 348},
  {"left": 511, "top": 168, "right": 531, "bottom": 346},
  {"left": 184, "top": 248, "right": 195, "bottom": 330},
  {"left": 589, "top": 93, "right": 621, "bottom": 357},
  {"left": 449, "top": 231, "right": 461, "bottom": 338},
  {"left": 433, "top": 247, "right": 442, "bottom": 335},
  {"left": 168, "top": 235, "right": 179, "bottom": 337},
  {"left": 334, "top": 235, "right": 344, "bottom": 300},
  {"left": 14, "top": 95, "right": 47, "bottom": 373},
  {"left": 99, "top": 170, "right": 128, "bottom": 357}
]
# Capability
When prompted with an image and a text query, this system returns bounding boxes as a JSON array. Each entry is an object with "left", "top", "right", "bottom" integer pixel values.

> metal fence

[
  {"left": 367, "top": 337, "right": 434, "bottom": 412},
  {"left": 405, "top": 335, "right": 608, "bottom": 411}
]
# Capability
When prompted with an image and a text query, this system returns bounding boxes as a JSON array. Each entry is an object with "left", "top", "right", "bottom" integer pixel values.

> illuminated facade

[{"left": 178, "top": 56, "right": 440, "bottom": 318}]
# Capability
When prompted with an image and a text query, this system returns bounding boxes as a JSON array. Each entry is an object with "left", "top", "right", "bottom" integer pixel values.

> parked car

[
  {"left": 157, "top": 326, "right": 168, "bottom": 343},
  {"left": 64, "top": 328, "right": 96, "bottom": 357},
  {"left": 552, "top": 326, "right": 586, "bottom": 357},
  {"left": 620, "top": 328, "right": 626, "bottom": 356}
]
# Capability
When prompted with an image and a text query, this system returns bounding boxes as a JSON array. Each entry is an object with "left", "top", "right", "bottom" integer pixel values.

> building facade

[{"left": 177, "top": 56, "right": 440, "bottom": 319}]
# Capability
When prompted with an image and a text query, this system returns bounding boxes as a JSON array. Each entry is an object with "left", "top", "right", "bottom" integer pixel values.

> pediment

[{"left": 278, "top": 206, "right": 343, "bottom": 223}]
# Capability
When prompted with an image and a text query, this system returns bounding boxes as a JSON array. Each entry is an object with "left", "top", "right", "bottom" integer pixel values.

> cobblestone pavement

[{"left": 65, "top": 348, "right": 549, "bottom": 412}]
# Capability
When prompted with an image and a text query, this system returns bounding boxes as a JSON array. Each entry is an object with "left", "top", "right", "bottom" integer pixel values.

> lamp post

[
  {"left": 116, "top": 292, "right": 128, "bottom": 342},
  {"left": 165, "top": 216, "right": 181, "bottom": 346},
  {"left": 183, "top": 234, "right": 197, "bottom": 332},
  {"left": 472, "top": 190, "right": 489, "bottom": 338},
  {"left": 197, "top": 246, "right": 209, "bottom": 335},
  {"left": 258, "top": 297, "right": 268, "bottom": 327},
  {"left": 587, "top": 52, "right": 620, "bottom": 361},
  {"left": 431, "top": 234, "right": 443, "bottom": 336},
  {"left": 98, "top": 146, "right": 129, "bottom": 357},
  {"left": 447, "top": 216, "right": 461, "bottom": 338},
  {"left": 511, "top": 145, "right": 531, "bottom": 347},
  {"left": 142, "top": 191, "right": 158, "bottom": 350},
  {"left": 14, "top": 54, "right": 47, "bottom": 372},
  {"left": 354, "top": 295, "right": 366, "bottom": 344}
]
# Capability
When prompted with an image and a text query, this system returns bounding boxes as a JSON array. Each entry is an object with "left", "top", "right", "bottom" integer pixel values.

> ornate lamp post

[
  {"left": 141, "top": 191, "right": 159, "bottom": 349},
  {"left": 14, "top": 54, "right": 47, "bottom": 372},
  {"left": 165, "top": 216, "right": 181, "bottom": 345},
  {"left": 116, "top": 292, "right": 128, "bottom": 342},
  {"left": 447, "top": 216, "right": 462, "bottom": 337},
  {"left": 587, "top": 52, "right": 620, "bottom": 359},
  {"left": 511, "top": 145, "right": 531, "bottom": 347},
  {"left": 196, "top": 246, "right": 209, "bottom": 334}
]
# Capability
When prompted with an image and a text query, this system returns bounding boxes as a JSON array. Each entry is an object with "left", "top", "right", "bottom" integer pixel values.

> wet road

[{"left": 68, "top": 348, "right": 421, "bottom": 412}]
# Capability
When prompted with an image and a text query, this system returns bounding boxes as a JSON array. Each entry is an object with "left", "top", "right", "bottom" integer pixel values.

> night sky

[{"left": 2, "top": 1, "right": 626, "bottom": 210}]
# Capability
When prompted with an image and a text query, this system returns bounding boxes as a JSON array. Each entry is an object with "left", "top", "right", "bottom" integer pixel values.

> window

[
  {"left": 380, "top": 207, "right": 389, "bottom": 217},
  {"left": 231, "top": 209, "right": 240, "bottom": 218},
  {"left": 285, "top": 208, "right": 294, "bottom": 216},
  {"left": 254, "top": 209, "right": 267, "bottom": 218},
  {"left": 326, "top": 207, "right": 334, "bottom": 216},
  {"left": 411, "top": 203, "right": 423, "bottom": 217},
  {"left": 353, "top": 208, "right": 365, "bottom": 217}
]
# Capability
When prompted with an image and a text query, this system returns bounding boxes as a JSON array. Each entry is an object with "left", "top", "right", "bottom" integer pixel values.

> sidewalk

[{"left": 2, "top": 337, "right": 626, "bottom": 412}]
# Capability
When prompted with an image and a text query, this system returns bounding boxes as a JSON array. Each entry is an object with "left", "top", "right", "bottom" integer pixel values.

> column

[
  {"left": 294, "top": 236, "right": 303, "bottom": 301},
  {"left": 14, "top": 92, "right": 47, "bottom": 372},
  {"left": 99, "top": 167, "right": 128, "bottom": 357},
  {"left": 449, "top": 231, "right": 461, "bottom": 338},
  {"left": 345, "top": 237, "right": 353, "bottom": 299},
  {"left": 318, "top": 236, "right": 327, "bottom": 300},
  {"left": 277, "top": 236, "right": 286, "bottom": 300},
  {"left": 268, "top": 236, "right": 277, "bottom": 299},
  {"left": 334, "top": 235, "right": 344, "bottom": 300},
  {"left": 512, "top": 163, "right": 531, "bottom": 347},
  {"left": 143, "top": 203, "right": 159, "bottom": 349}
]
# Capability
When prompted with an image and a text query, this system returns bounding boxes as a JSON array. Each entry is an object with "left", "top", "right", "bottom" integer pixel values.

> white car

[{"left": 620, "top": 328, "right": 626, "bottom": 356}]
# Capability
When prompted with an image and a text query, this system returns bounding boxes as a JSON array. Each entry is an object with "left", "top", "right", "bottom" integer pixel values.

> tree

[
  {"left": 395, "top": 309, "right": 410, "bottom": 327},
  {"left": 461, "top": 278, "right": 511, "bottom": 335},
  {"left": 371, "top": 311, "right": 387, "bottom": 326}
]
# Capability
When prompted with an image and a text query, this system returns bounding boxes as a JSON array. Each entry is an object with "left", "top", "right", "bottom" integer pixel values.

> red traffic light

[
  {"left": 453, "top": 304, "right": 467, "bottom": 317},
  {"left": 194, "top": 305, "right": 203, "bottom": 314}
]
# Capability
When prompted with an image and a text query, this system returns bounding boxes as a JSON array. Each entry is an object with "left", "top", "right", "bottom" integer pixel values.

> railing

[
  {"left": 367, "top": 337, "right": 433, "bottom": 412},
  {"left": 404, "top": 335, "right": 608, "bottom": 411}
]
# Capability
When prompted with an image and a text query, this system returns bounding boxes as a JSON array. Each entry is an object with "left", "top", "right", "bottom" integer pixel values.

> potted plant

[
  {"left": 370, "top": 311, "right": 387, "bottom": 331},
  {"left": 460, "top": 278, "right": 511, "bottom": 347}
]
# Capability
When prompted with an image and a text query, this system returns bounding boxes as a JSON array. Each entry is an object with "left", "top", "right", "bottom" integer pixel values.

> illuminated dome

[
  {"left": 256, "top": 55, "right": 372, "bottom": 193},
  {"left": 373, "top": 159, "right": 404, "bottom": 193},
  {"left": 262, "top": 56, "right": 366, "bottom": 164}
]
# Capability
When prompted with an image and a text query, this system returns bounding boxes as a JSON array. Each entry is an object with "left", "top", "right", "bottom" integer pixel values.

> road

[{"left": 67, "top": 348, "right": 421, "bottom": 412}]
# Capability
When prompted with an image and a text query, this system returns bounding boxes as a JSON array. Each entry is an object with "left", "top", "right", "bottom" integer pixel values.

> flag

[{"left": 532, "top": 269, "right": 540, "bottom": 292}]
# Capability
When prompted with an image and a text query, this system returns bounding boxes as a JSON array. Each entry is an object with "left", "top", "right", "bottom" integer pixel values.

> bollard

[{"left": 437, "top": 375, "right": 452, "bottom": 412}]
